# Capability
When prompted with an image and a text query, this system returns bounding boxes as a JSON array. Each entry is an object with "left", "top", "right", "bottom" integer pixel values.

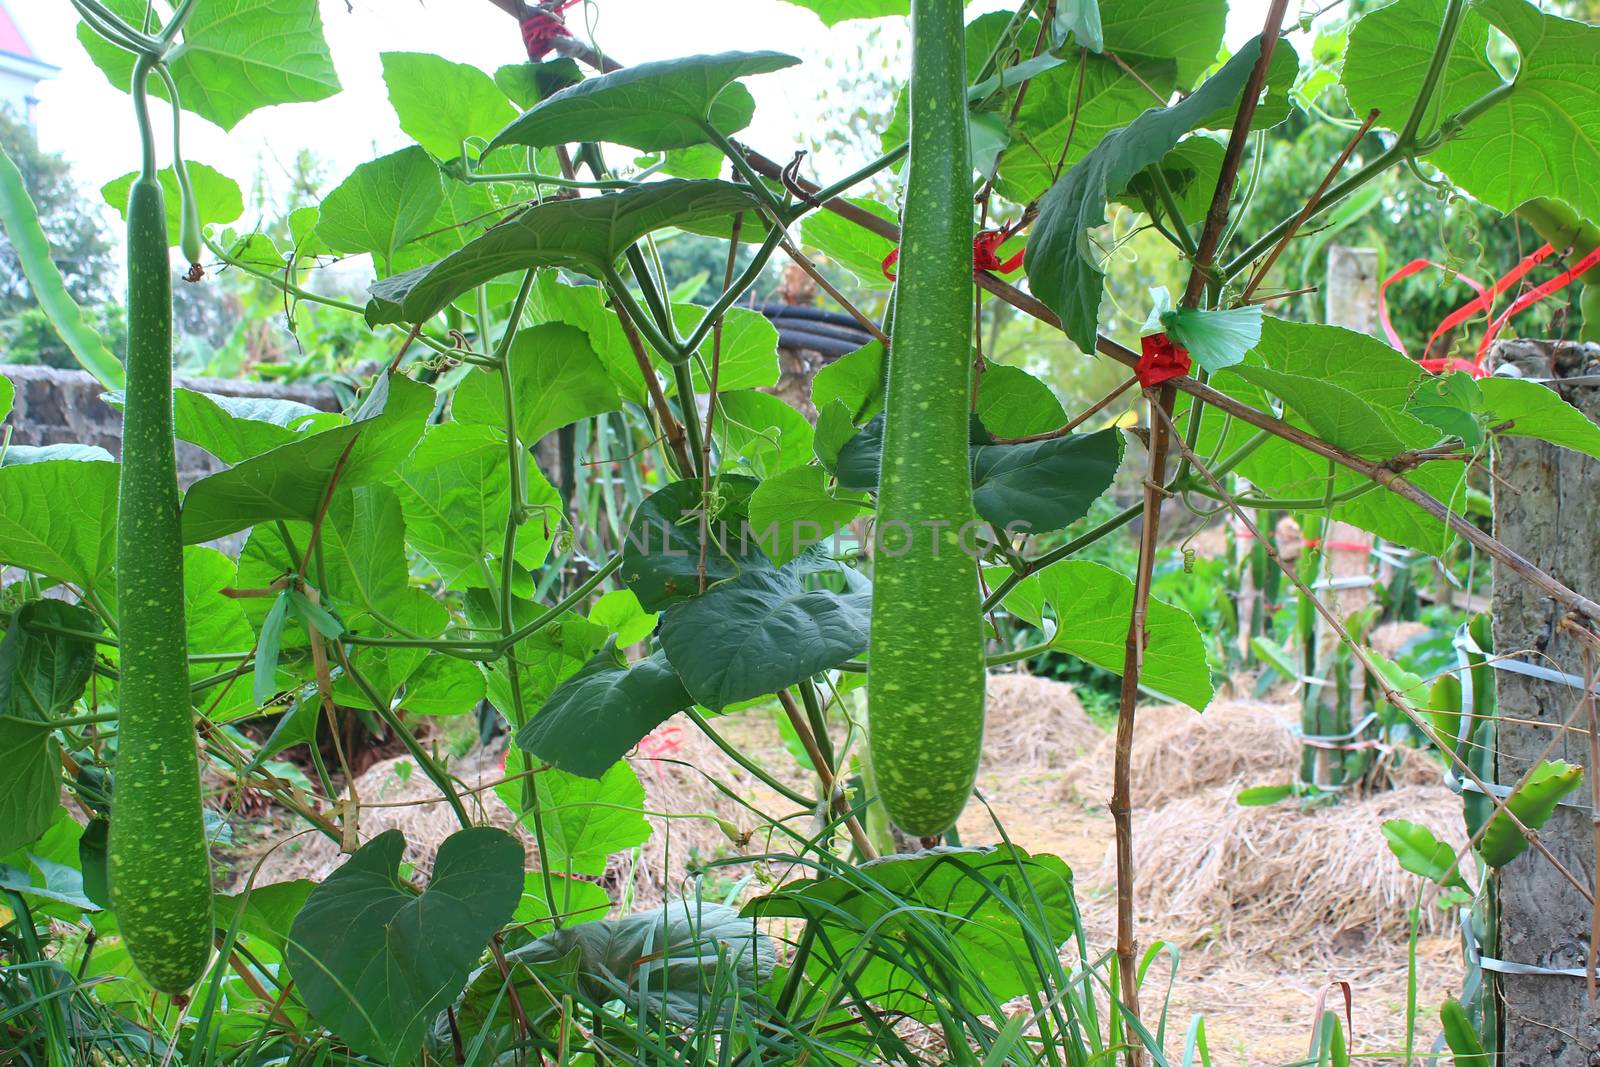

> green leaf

[
  {"left": 774, "top": 0, "right": 907, "bottom": 25},
  {"left": 512, "top": 900, "right": 773, "bottom": 1022},
  {"left": 1115, "top": 136, "right": 1225, "bottom": 222},
  {"left": 1025, "top": 38, "right": 1266, "bottom": 353},
  {"left": 747, "top": 466, "right": 870, "bottom": 564},
  {"left": 1099, "top": 0, "right": 1226, "bottom": 88},
  {"left": 663, "top": 304, "right": 781, "bottom": 394},
  {"left": 315, "top": 147, "right": 445, "bottom": 274},
  {"left": 813, "top": 399, "right": 859, "bottom": 471},
  {"left": 486, "top": 51, "right": 799, "bottom": 153},
  {"left": 479, "top": 605, "right": 611, "bottom": 728},
  {"left": 621, "top": 476, "right": 770, "bottom": 613},
  {"left": 528, "top": 273, "right": 647, "bottom": 404},
  {"left": 1479, "top": 377, "right": 1600, "bottom": 461},
  {"left": 400, "top": 655, "right": 487, "bottom": 716},
  {"left": 220, "top": 878, "right": 313, "bottom": 957},
  {"left": 838, "top": 417, "right": 1123, "bottom": 536},
  {"left": 1236, "top": 784, "right": 1295, "bottom": 806},
  {"left": 588, "top": 589, "right": 658, "bottom": 646},
  {"left": 182, "top": 374, "right": 434, "bottom": 543},
  {"left": 811, "top": 340, "right": 886, "bottom": 422},
  {"left": 1347, "top": 0, "right": 1600, "bottom": 224},
  {"left": 975, "top": 365, "right": 1068, "bottom": 439},
  {"left": 1381, "top": 818, "right": 1469, "bottom": 889},
  {"left": 455, "top": 323, "right": 621, "bottom": 444},
  {"left": 799, "top": 197, "right": 898, "bottom": 290},
  {"left": 1478, "top": 759, "right": 1584, "bottom": 868},
  {"left": 100, "top": 162, "right": 244, "bottom": 246},
  {"left": 518, "top": 641, "right": 691, "bottom": 778},
  {"left": 0, "top": 854, "right": 99, "bottom": 912},
  {"left": 392, "top": 423, "right": 560, "bottom": 591},
  {"left": 172, "top": 388, "right": 341, "bottom": 464},
  {"left": 1027, "top": 560, "right": 1212, "bottom": 710},
  {"left": 0, "top": 146, "right": 122, "bottom": 390},
  {"left": 528, "top": 761, "right": 652, "bottom": 876},
  {"left": 0, "top": 375, "right": 10, "bottom": 423},
  {"left": 183, "top": 546, "right": 261, "bottom": 722},
  {"left": 0, "top": 602, "right": 99, "bottom": 854},
  {"left": 495, "top": 59, "right": 583, "bottom": 108},
  {"left": 0, "top": 459, "right": 119, "bottom": 591},
  {"left": 1227, "top": 366, "right": 1425, "bottom": 459},
  {"left": 286, "top": 828, "right": 523, "bottom": 1066},
  {"left": 970, "top": 429, "right": 1124, "bottom": 536},
  {"left": 714, "top": 390, "right": 816, "bottom": 477},
  {"left": 1406, "top": 371, "right": 1484, "bottom": 445},
  {"left": 382, "top": 53, "right": 517, "bottom": 160},
  {"left": 658, "top": 555, "right": 871, "bottom": 711},
  {"left": 746, "top": 845, "right": 1075, "bottom": 1023},
  {"left": 366, "top": 180, "right": 765, "bottom": 325},
  {"left": 78, "top": 0, "right": 340, "bottom": 131}
]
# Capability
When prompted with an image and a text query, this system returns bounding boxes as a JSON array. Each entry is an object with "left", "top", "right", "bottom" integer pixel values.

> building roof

[{"left": 0, "top": 3, "right": 46, "bottom": 63}]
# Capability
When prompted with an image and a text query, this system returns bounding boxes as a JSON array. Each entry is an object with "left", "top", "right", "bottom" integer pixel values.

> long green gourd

[
  {"left": 109, "top": 60, "right": 214, "bottom": 995},
  {"left": 867, "top": 0, "right": 986, "bottom": 837}
]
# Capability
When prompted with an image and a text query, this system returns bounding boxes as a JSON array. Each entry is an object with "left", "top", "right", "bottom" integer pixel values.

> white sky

[{"left": 14, "top": 0, "right": 1267, "bottom": 218}]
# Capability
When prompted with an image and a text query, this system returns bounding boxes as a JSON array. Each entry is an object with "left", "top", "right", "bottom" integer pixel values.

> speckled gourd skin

[
  {"left": 109, "top": 178, "right": 214, "bottom": 994},
  {"left": 867, "top": 0, "right": 986, "bottom": 837}
]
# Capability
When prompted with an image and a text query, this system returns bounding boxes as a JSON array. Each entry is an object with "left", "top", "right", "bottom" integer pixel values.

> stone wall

[{"left": 1, "top": 364, "right": 340, "bottom": 486}]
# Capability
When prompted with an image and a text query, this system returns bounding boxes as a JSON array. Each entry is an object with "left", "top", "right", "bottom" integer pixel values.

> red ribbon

[
  {"left": 1380, "top": 242, "right": 1600, "bottom": 377},
  {"left": 1136, "top": 332, "right": 1191, "bottom": 387},
  {"left": 520, "top": 0, "right": 579, "bottom": 60},
  {"left": 879, "top": 227, "right": 1025, "bottom": 281}
]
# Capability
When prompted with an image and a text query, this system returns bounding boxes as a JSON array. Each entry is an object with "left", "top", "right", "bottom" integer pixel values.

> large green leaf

[
  {"left": 1099, "top": 0, "right": 1227, "bottom": 88},
  {"left": 183, "top": 546, "right": 261, "bottom": 722},
  {"left": 78, "top": 0, "right": 340, "bottom": 131},
  {"left": 799, "top": 197, "right": 898, "bottom": 291},
  {"left": 478, "top": 599, "right": 611, "bottom": 729},
  {"left": 182, "top": 374, "right": 434, "bottom": 543},
  {"left": 518, "top": 641, "right": 691, "bottom": 778},
  {"left": 1381, "top": 819, "right": 1469, "bottom": 890},
  {"left": 511, "top": 901, "right": 773, "bottom": 1023},
  {"left": 970, "top": 429, "right": 1124, "bottom": 535},
  {"left": 1023, "top": 560, "right": 1212, "bottom": 710},
  {"left": 746, "top": 845, "right": 1075, "bottom": 1022},
  {"left": 286, "top": 828, "right": 523, "bottom": 1066},
  {"left": 775, "top": 0, "right": 907, "bottom": 25},
  {"left": 975, "top": 365, "right": 1068, "bottom": 439},
  {"left": 1228, "top": 366, "right": 1426, "bottom": 460},
  {"left": 1478, "top": 760, "right": 1585, "bottom": 868},
  {"left": 1346, "top": 0, "right": 1600, "bottom": 224},
  {"left": 392, "top": 423, "right": 560, "bottom": 591},
  {"left": 100, "top": 162, "right": 244, "bottom": 246},
  {"left": 810, "top": 340, "right": 886, "bottom": 422},
  {"left": 0, "top": 602, "right": 99, "bottom": 854},
  {"left": 1025, "top": 38, "right": 1266, "bottom": 352},
  {"left": 621, "top": 476, "right": 770, "bottom": 613},
  {"left": 486, "top": 52, "right": 798, "bottom": 153},
  {"left": 0, "top": 458, "right": 119, "bottom": 591},
  {"left": 454, "top": 323, "right": 621, "bottom": 444},
  {"left": 382, "top": 53, "right": 517, "bottom": 160},
  {"left": 747, "top": 465, "right": 870, "bottom": 564},
  {"left": 172, "top": 389, "right": 341, "bottom": 464},
  {"left": 714, "top": 390, "right": 816, "bottom": 477},
  {"left": 837, "top": 417, "right": 1122, "bottom": 535},
  {"left": 528, "top": 273, "right": 647, "bottom": 403},
  {"left": 663, "top": 304, "right": 782, "bottom": 394},
  {"left": 528, "top": 761, "right": 652, "bottom": 876},
  {"left": 658, "top": 556, "right": 871, "bottom": 711},
  {"left": 365, "top": 180, "right": 764, "bottom": 325},
  {"left": 1479, "top": 377, "right": 1600, "bottom": 461},
  {"left": 315, "top": 148, "right": 445, "bottom": 274},
  {"left": 0, "top": 147, "right": 122, "bottom": 390}
]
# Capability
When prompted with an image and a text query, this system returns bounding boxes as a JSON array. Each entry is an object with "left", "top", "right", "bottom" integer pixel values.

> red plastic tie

[
  {"left": 520, "top": 0, "right": 579, "bottom": 60},
  {"left": 880, "top": 227, "right": 1025, "bottom": 282},
  {"left": 1136, "top": 332, "right": 1191, "bottom": 388}
]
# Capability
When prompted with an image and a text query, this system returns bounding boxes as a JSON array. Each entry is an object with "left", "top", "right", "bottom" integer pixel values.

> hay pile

[
  {"left": 981, "top": 672, "right": 1101, "bottom": 771},
  {"left": 240, "top": 713, "right": 780, "bottom": 910},
  {"left": 1116, "top": 783, "right": 1465, "bottom": 949},
  {"left": 1064, "top": 701, "right": 1300, "bottom": 808}
]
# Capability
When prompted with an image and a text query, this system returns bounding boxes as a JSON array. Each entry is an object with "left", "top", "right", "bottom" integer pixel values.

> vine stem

[
  {"left": 776, "top": 689, "right": 878, "bottom": 860},
  {"left": 699, "top": 215, "right": 742, "bottom": 591}
]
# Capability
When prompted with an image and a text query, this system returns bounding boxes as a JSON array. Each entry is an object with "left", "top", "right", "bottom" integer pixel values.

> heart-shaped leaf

[
  {"left": 286, "top": 827, "right": 523, "bottom": 1066},
  {"left": 518, "top": 641, "right": 692, "bottom": 778},
  {"left": 658, "top": 555, "right": 871, "bottom": 710},
  {"left": 365, "top": 180, "right": 765, "bottom": 325},
  {"left": 621, "top": 476, "right": 770, "bottom": 613},
  {"left": 486, "top": 51, "right": 798, "bottom": 153}
]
